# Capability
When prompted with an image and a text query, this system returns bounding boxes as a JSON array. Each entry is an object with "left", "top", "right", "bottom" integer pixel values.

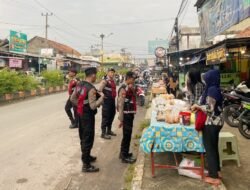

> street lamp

[{"left": 95, "top": 33, "right": 113, "bottom": 64}]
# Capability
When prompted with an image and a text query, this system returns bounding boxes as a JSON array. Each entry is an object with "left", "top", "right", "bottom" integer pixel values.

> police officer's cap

[
  {"left": 85, "top": 67, "right": 97, "bottom": 76},
  {"left": 126, "top": 71, "right": 136, "bottom": 79},
  {"left": 69, "top": 68, "right": 77, "bottom": 74},
  {"left": 108, "top": 68, "right": 115, "bottom": 72}
]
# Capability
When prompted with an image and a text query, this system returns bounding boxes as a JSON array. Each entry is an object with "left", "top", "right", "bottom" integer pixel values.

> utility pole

[
  {"left": 95, "top": 33, "right": 113, "bottom": 64},
  {"left": 100, "top": 34, "right": 105, "bottom": 64},
  {"left": 174, "top": 17, "right": 180, "bottom": 68},
  {"left": 42, "top": 12, "right": 53, "bottom": 39}
]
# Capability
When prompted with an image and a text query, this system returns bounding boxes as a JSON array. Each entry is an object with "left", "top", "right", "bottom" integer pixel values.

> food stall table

[
  {"left": 140, "top": 111, "right": 205, "bottom": 179},
  {"left": 150, "top": 87, "right": 167, "bottom": 100}
]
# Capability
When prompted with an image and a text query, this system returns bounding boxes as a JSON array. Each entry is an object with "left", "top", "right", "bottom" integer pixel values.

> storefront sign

[
  {"left": 228, "top": 46, "right": 247, "bottom": 53},
  {"left": 198, "top": 0, "right": 250, "bottom": 41},
  {"left": 9, "top": 30, "right": 27, "bottom": 53},
  {"left": 206, "top": 46, "right": 226, "bottom": 65},
  {"left": 41, "top": 48, "right": 54, "bottom": 57},
  {"left": 221, "top": 73, "right": 241, "bottom": 86},
  {"left": 9, "top": 58, "right": 22, "bottom": 68},
  {"left": 155, "top": 47, "right": 166, "bottom": 58}
]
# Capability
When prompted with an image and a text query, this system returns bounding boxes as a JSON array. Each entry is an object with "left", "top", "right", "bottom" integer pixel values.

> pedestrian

[
  {"left": 167, "top": 75, "right": 178, "bottom": 97},
  {"left": 65, "top": 68, "right": 78, "bottom": 129},
  {"left": 99, "top": 68, "right": 117, "bottom": 140},
  {"left": 186, "top": 68, "right": 204, "bottom": 105},
  {"left": 71, "top": 67, "right": 104, "bottom": 173},
  {"left": 117, "top": 71, "right": 137, "bottom": 164},
  {"left": 191, "top": 70, "right": 223, "bottom": 186}
]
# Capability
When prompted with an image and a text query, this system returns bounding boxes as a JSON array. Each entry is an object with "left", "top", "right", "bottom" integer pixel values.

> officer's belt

[
  {"left": 124, "top": 111, "right": 136, "bottom": 114},
  {"left": 125, "top": 99, "right": 133, "bottom": 104},
  {"left": 104, "top": 87, "right": 112, "bottom": 91}
]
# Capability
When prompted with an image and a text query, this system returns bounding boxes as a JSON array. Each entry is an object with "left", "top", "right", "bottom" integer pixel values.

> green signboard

[
  {"left": 9, "top": 30, "right": 27, "bottom": 53},
  {"left": 148, "top": 39, "right": 168, "bottom": 54}
]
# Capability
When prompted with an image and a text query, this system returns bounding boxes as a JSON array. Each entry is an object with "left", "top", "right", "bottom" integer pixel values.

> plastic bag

[{"left": 178, "top": 158, "right": 202, "bottom": 179}]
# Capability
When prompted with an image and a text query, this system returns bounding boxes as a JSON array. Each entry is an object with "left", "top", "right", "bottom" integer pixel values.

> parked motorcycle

[
  {"left": 135, "top": 84, "right": 145, "bottom": 106},
  {"left": 238, "top": 99, "right": 250, "bottom": 139},
  {"left": 223, "top": 81, "right": 250, "bottom": 139},
  {"left": 222, "top": 92, "right": 241, "bottom": 128}
]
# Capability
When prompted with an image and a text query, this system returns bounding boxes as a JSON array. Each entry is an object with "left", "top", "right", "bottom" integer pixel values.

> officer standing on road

[
  {"left": 65, "top": 68, "right": 78, "bottom": 129},
  {"left": 99, "top": 68, "right": 117, "bottom": 140},
  {"left": 117, "top": 71, "right": 137, "bottom": 164},
  {"left": 71, "top": 67, "right": 104, "bottom": 173}
]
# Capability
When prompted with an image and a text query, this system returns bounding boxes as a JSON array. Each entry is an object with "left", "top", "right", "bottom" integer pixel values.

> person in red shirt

[{"left": 65, "top": 68, "right": 78, "bottom": 129}]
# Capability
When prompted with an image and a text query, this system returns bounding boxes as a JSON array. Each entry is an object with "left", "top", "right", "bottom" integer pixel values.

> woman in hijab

[
  {"left": 191, "top": 70, "right": 223, "bottom": 186},
  {"left": 186, "top": 68, "right": 204, "bottom": 105}
]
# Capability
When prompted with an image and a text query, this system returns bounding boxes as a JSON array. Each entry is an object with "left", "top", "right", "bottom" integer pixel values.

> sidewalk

[{"left": 137, "top": 108, "right": 250, "bottom": 190}]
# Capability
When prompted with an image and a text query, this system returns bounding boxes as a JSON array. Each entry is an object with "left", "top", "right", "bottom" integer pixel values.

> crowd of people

[
  {"left": 65, "top": 67, "right": 137, "bottom": 173},
  {"left": 65, "top": 66, "right": 225, "bottom": 186}
]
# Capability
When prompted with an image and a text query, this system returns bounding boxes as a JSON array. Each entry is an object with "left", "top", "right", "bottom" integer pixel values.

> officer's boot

[
  {"left": 69, "top": 118, "right": 75, "bottom": 129},
  {"left": 101, "top": 128, "right": 111, "bottom": 140},
  {"left": 107, "top": 127, "right": 117, "bottom": 136},
  {"left": 82, "top": 164, "right": 99, "bottom": 173}
]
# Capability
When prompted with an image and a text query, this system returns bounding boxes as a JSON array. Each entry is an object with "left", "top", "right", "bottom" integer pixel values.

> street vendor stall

[
  {"left": 150, "top": 80, "right": 167, "bottom": 100},
  {"left": 140, "top": 97, "right": 205, "bottom": 179}
]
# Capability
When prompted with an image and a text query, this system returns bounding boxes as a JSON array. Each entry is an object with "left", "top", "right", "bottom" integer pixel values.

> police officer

[
  {"left": 117, "top": 71, "right": 137, "bottom": 164},
  {"left": 71, "top": 67, "right": 104, "bottom": 173},
  {"left": 65, "top": 68, "right": 78, "bottom": 129},
  {"left": 99, "top": 68, "right": 117, "bottom": 139}
]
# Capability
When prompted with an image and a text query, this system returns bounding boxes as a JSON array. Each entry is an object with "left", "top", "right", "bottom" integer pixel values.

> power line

[
  {"left": 95, "top": 18, "right": 175, "bottom": 26},
  {"left": 32, "top": 0, "right": 99, "bottom": 41},
  {"left": 179, "top": 0, "right": 191, "bottom": 26},
  {"left": 0, "top": 20, "right": 42, "bottom": 27}
]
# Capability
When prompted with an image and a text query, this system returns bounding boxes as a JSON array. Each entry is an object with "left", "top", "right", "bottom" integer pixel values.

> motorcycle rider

[{"left": 99, "top": 68, "right": 117, "bottom": 139}]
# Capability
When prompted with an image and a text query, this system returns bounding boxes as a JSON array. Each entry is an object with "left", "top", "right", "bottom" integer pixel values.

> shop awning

[{"left": 184, "top": 55, "right": 201, "bottom": 65}]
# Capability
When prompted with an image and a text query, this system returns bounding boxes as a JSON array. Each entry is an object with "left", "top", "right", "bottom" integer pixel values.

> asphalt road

[{"left": 0, "top": 92, "right": 145, "bottom": 190}]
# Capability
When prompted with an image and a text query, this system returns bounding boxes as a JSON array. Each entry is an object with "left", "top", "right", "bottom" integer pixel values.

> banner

[
  {"left": 148, "top": 40, "right": 168, "bottom": 54},
  {"left": 9, "top": 58, "right": 22, "bottom": 68},
  {"left": 41, "top": 48, "right": 54, "bottom": 57},
  {"left": 198, "top": 0, "right": 250, "bottom": 41},
  {"left": 206, "top": 45, "right": 227, "bottom": 65},
  {"left": 9, "top": 30, "right": 27, "bottom": 53}
]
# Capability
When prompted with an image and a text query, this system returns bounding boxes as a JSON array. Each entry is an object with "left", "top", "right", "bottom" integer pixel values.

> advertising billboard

[
  {"left": 9, "top": 30, "right": 27, "bottom": 53},
  {"left": 148, "top": 39, "right": 168, "bottom": 54},
  {"left": 198, "top": 0, "right": 250, "bottom": 40}
]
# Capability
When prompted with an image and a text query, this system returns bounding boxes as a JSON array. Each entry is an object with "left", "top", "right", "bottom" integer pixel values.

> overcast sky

[{"left": 0, "top": 0, "right": 199, "bottom": 57}]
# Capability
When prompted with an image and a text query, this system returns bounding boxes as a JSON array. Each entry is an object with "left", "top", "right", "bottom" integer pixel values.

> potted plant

[{"left": 42, "top": 70, "right": 64, "bottom": 94}]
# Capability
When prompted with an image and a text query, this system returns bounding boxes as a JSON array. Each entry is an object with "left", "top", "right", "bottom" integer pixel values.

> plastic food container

[{"left": 179, "top": 111, "right": 191, "bottom": 126}]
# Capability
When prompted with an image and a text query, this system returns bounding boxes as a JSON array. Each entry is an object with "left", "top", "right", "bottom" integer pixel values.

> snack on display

[{"left": 153, "top": 97, "right": 190, "bottom": 124}]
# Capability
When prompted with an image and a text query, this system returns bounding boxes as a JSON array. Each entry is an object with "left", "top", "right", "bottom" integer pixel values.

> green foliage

[
  {"left": 18, "top": 74, "right": 39, "bottom": 91},
  {"left": 118, "top": 68, "right": 129, "bottom": 75},
  {"left": 0, "top": 69, "right": 38, "bottom": 95},
  {"left": 96, "top": 70, "right": 106, "bottom": 80},
  {"left": 76, "top": 72, "right": 85, "bottom": 80},
  {"left": 140, "top": 119, "right": 150, "bottom": 131},
  {"left": 41, "top": 70, "right": 64, "bottom": 87}
]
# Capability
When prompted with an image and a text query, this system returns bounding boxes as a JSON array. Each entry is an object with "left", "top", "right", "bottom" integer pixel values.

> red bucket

[{"left": 179, "top": 112, "right": 191, "bottom": 126}]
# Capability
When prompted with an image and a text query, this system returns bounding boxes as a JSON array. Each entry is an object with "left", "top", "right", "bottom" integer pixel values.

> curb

[
  {"left": 131, "top": 107, "right": 151, "bottom": 190},
  {"left": 131, "top": 129, "right": 146, "bottom": 190}
]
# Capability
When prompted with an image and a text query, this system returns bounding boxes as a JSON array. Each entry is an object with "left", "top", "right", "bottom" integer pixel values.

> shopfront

[{"left": 205, "top": 38, "right": 250, "bottom": 86}]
